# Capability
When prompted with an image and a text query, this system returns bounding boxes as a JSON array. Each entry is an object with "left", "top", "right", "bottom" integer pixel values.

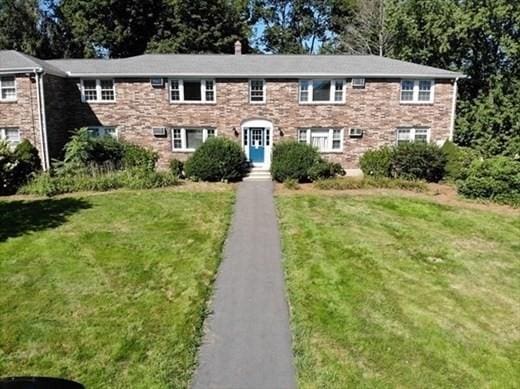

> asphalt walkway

[{"left": 192, "top": 180, "right": 296, "bottom": 389}]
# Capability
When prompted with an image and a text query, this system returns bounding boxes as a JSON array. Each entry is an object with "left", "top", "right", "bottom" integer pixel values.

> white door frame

[{"left": 241, "top": 119, "right": 273, "bottom": 169}]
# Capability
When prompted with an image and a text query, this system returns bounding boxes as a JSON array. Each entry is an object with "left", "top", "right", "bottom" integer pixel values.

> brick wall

[
  {"left": 13, "top": 76, "right": 453, "bottom": 170},
  {"left": 0, "top": 74, "right": 42, "bottom": 156},
  {"left": 61, "top": 77, "right": 454, "bottom": 169}
]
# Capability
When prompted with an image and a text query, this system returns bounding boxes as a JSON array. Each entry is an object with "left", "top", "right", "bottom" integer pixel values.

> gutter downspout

[
  {"left": 35, "top": 71, "right": 50, "bottom": 170},
  {"left": 449, "top": 77, "right": 459, "bottom": 142}
]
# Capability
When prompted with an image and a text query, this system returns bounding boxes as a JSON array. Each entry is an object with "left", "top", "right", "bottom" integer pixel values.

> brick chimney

[{"left": 234, "top": 40, "right": 242, "bottom": 55}]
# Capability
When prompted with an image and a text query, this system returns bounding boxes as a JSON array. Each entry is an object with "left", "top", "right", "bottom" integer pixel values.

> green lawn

[
  {"left": 278, "top": 193, "right": 520, "bottom": 388},
  {"left": 0, "top": 187, "right": 234, "bottom": 388}
]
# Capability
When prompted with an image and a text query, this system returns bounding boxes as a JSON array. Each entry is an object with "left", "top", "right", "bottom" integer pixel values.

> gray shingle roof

[
  {"left": 0, "top": 50, "right": 66, "bottom": 76},
  {"left": 1, "top": 50, "right": 463, "bottom": 79}
]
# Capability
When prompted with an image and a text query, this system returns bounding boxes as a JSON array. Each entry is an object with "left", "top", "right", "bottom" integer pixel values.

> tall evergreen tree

[
  {"left": 0, "top": 0, "right": 46, "bottom": 56},
  {"left": 147, "top": 0, "right": 251, "bottom": 54},
  {"left": 57, "top": 0, "right": 164, "bottom": 58}
]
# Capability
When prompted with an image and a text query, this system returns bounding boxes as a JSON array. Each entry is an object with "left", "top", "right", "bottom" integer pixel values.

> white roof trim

[
  {"left": 68, "top": 72, "right": 464, "bottom": 79},
  {"left": 0, "top": 67, "right": 42, "bottom": 74}
]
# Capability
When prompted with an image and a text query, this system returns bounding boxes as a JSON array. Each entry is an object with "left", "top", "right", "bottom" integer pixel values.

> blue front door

[{"left": 249, "top": 128, "right": 265, "bottom": 163}]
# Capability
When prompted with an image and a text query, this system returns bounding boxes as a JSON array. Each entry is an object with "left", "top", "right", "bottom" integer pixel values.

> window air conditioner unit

[
  {"left": 349, "top": 128, "right": 363, "bottom": 138},
  {"left": 150, "top": 78, "right": 164, "bottom": 87},
  {"left": 152, "top": 127, "right": 167, "bottom": 137},
  {"left": 351, "top": 78, "right": 365, "bottom": 88}
]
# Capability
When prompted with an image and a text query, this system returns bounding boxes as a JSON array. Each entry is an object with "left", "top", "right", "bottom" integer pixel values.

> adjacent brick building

[{"left": 0, "top": 45, "right": 463, "bottom": 173}]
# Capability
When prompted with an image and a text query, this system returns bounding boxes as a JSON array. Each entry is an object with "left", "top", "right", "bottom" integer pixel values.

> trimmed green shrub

[
  {"left": 271, "top": 141, "right": 346, "bottom": 182},
  {"left": 360, "top": 143, "right": 446, "bottom": 182},
  {"left": 360, "top": 146, "right": 392, "bottom": 177},
  {"left": 169, "top": 159, "right": 185, "bottom": 178},
  {"left": 390, "top": 142, "right": 446, "bottom": 182},
  {"left": 441, "top": 141, "right": 481, "bottom": 181},
  {"left": 184, "top": 137, "right": 247, "bottom": 181},
  {"left": 456, "top": 156, "right": 520, "bottom": 206},
  {"left": 271, "top": 141, "right": 320, "bottom": 182},
  {"left": 315, "top": 176, "right": 427, "bottom": 191},
  {"left": 308, "top": 161, "right": 345, "bottom": 181}
]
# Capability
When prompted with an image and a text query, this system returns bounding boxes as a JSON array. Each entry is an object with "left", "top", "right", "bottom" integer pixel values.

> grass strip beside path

[
  {"left": 0, "top": 188, "right": 234, "bottom": 388},
  {"left": 278, "top": 193, "right": 520, "bottom": 388}
]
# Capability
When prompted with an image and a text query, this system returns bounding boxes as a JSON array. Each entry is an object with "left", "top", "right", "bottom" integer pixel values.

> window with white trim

[
  {"left": 396, "top": 127, "right": 429, "bottom": 145},
  {"left": 249, "top": 79, "right": 265, "bottom": 103},
  {"left": 0, "top": 128, "right": 21, "bottom": 146},
  {"left": 171, "top": 128, "right": 216, "bottom": 151},
  {"left": 169, "top": 79, "right": 215, "bottom": 103},
  {"left": 297, "top": 128, "right": 343, "bottom": 152},
  {"left": 400, "top": 80, "right": 434, "bottom": 103},
  {"left": 0, "top": 76, "right": 16, "bottom": 101},
  {"left": 299, "top": 79, "right": 346, "bottom": 103},
  {"left": 86, "top": 126, "right": 117, "bottom": 138},
  {"left": 81, "top": 79, "right": 115, "bottom": 102}
]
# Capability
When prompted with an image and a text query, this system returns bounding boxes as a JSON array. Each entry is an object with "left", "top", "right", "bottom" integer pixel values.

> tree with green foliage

[
  {"left": 331, "top": 0, "right": 520, "bottom": 156},
  {"left": 56, "top": 0, "right": 164, "bottom": 58},
  {"left": 0, "top": 0, "right": 47, "bottom": 56},
  {"left": 324, "top": 0, "right": 390, "bottom": 55},
  {"left": 456, "top": 76, "right": 520, "bottom": 157},
  {"left": 147, "top": 0, "right": 251, "bottom": 54},
  {"left": 252, "top": 0, "right": 347, "bottom": 54}
]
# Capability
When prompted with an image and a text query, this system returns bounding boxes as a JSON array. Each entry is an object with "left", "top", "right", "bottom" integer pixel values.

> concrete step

[
  {"left": 244, "top": 169, "right": 272, "bottom": 181},
  {"left": 243, "top": 176, "right": 272, "bottom": 181}
]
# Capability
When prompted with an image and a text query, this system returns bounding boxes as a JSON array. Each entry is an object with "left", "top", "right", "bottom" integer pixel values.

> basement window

[
  {"left": 297, "top": 128, "right": 343, "bottom": 152},
  {"left": 171, "top": 128, "right": 216, "bottom": 151},
  {"left": 86, "top": 126, "right": 117, "bottom": 138},
  {"left": 396, "top": 127, "right": 429, "bottom": 145},
  {"left": 0, "top": 127, "right": 20, "bottom": 147}
]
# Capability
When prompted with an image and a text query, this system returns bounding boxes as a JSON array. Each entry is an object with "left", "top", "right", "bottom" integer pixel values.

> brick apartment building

[{"left": 0, "top": 42, "right": 463, "bottom": 173}]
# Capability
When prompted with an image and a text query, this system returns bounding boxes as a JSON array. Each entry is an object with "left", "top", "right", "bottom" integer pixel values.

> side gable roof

[
  {"left": 1, "top": 50, "right": 464, "bottom": 79},
  {"left": 0, "top": 50, "right": 66, "bottom": 76},
  {"left": 47, "top": 54, "right": 463, "bottom": 78}
]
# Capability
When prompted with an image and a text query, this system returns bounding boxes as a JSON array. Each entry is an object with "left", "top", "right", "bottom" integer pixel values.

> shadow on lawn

[{"left": 0, "top": 198, "right": 91, "bottom": 242}]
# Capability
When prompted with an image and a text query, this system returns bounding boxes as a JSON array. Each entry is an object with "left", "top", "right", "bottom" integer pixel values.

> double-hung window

[
  {"left": 0, "top": 128, "right": 21, "bottom": 147},
  {"left": 297, "top": 128, "right": 343, "bottom": 152},
  {"left": 81, "top": 79, "right": 116, "bottom": 102},
  {"left": 400, "top": 80, "right": 434, "bottom": 103},
  {"left": 171, "top": 127, "right": 216, "bottom": 151},
  {"left": 86, "top": 126, "right": 117, "bottom": 138},
  {"left": 0, "top": 76, "right": 16, "bottom": 101},
  {"left": 299, "top": 79, "right": 345, "bottom": 103},
  {"left": 249, "top": 79, "right": 265, "bottom": 103},
  {"left": 396, "top": 127, "right": 429, "bottom": 145},
  {"left": 170, "top": 79, "right": 216, "bottom": 103}
]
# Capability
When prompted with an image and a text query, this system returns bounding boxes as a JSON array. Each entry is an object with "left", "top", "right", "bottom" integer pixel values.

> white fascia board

[
  {"left": 0, "top": 67, "right": 41, "bottom": 74},
  {"left": 66, "top": 72, "right": 465, "bottom": 79}
]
